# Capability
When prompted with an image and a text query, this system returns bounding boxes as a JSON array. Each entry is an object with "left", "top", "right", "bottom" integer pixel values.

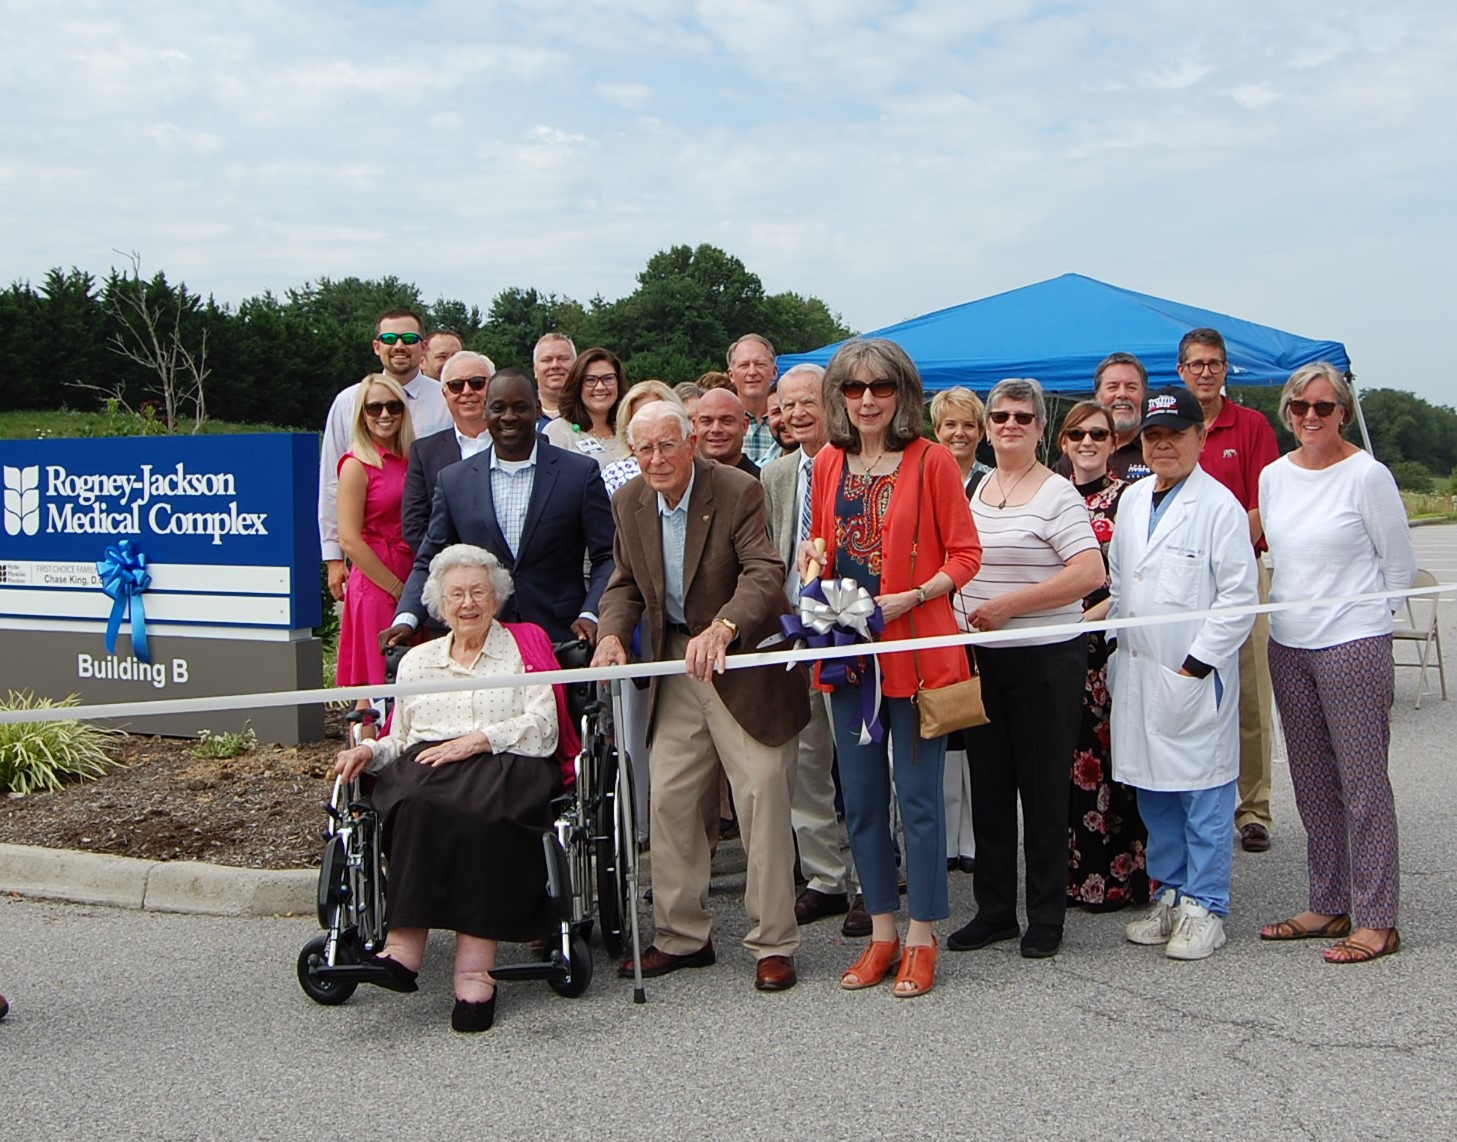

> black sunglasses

[
  {"left": 363, "top": 400, "right": 405, "bottom": 417},
  {"left": 989, "top": 410, "right": 1037, "bottom": 425},
  {"left": 1064, "top": 426, "right": 1111, "bottom": 442},
  {"left": 444, "top": 376, "right": 491, "bottom": 394},
  {"left": 1289, "top": 399, "right": 1339, "bottom": 418},
  {"left": 842, "top": 379, "right": 897, "bottom": 398},
  {"left": 376, "top": 332, "right": 422, "bottom": 346}
]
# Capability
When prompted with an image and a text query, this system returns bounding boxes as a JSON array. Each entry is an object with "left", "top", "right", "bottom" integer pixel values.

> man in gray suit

[{"left": 759, "top": 363, "right": 862, "bottom": 933}]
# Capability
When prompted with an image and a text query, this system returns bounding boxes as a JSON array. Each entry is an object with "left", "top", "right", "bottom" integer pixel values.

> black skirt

[{"left": 371, "top": 741, "right": 560, "bottom": 942}]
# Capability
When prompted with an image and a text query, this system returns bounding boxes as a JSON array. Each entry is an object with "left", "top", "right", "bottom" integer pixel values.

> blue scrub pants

[{"left": 1136, "top": 780, "right": 1237, "bottom": 917}]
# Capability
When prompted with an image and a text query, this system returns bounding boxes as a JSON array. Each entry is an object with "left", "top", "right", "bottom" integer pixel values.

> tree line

[{"left": 5, "top": 245, "right": 1456, "bottom": 487}]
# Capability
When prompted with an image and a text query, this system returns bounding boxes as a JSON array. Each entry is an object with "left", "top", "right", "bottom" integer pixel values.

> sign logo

[{"left": 3, "top": 465, "right": 40, "bottom": 536}]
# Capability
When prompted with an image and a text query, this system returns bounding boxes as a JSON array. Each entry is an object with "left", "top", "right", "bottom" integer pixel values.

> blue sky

[{"left": 4, "top": 0, "right": 1455, "bottom": 403}]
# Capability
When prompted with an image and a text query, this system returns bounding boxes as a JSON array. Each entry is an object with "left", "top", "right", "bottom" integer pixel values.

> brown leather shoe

[
  {"left": 795, "top": 888, "right": 851, "bottom": 924},
  {"left": 618, "top": 940, "right": 716, "bottom": 979},
  {"left": 1240, "top": 823, "right": 1271, "bottom": 853},
  {"left": 754, "top": 954, "right": 798, "bottom": 991},
  {"left": 841, "top": 894, "right": 873, "bottom": 938}
]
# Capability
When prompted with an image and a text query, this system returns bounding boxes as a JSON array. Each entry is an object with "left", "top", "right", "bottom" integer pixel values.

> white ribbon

[{"left": 798, "top": 577, "right": 880, "bottom": 642}]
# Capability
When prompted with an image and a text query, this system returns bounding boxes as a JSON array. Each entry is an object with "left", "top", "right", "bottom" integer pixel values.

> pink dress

[{"left": 336, "top": 450, "right": 413, "bottom": 687}]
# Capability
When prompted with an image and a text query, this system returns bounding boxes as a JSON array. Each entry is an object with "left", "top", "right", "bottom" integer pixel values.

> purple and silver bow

[
  {"left": 778, "top": 578, "right": 885, "bottom": 745},
  {"left": 97, "top": 540, "right": 153, "bottom": 663}
]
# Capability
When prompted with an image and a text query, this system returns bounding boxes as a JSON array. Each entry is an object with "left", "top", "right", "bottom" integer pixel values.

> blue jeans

[
  {"left": 829, "top": 692, "right": 949, "bottom": 922},
  {"left": 1137, "top": 781, "right": 1237, "bottom": 916}
]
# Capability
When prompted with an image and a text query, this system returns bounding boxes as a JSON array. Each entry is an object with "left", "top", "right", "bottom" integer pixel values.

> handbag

[{"left": 907, "top": 449, "right": 989, "bottom": 739}]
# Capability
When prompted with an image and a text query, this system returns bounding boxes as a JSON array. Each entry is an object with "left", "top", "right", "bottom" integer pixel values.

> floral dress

[{"left": 1067, "top": 474, "right": 1150, "bottom": 909}]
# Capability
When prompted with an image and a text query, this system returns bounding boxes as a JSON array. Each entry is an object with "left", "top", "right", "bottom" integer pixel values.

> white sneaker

[
  {"left": 1165, "top": 899, "right": 1227, "bottom": 960},
  {"left": 1125, "top": 889, "right": 1179, "bottom": 945}
]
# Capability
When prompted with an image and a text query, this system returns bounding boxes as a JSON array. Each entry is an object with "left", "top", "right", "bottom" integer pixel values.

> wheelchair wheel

[
  {"left": 546, "top": 934, "right": 594, "bottom": 999},
  {"left": 594, "top": 745, "right": 630, "bottom": 958},
  {"left": 297, "top": 933, "right": 358, "bottom": 1006}
]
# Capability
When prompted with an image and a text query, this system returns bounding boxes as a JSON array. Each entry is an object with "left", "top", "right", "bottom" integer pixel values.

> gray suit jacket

[{"left": 759, "top": 450, "right": 809, "bottom": 572}]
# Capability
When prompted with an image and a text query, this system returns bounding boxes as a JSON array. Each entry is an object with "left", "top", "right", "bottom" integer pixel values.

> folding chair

[{"left": 1392, "top": 569, "right": 1446, "bottom": 709}]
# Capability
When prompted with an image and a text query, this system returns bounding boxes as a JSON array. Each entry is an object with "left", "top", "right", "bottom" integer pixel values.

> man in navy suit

[
  {"left": 382, "top": 368, "right": 614, "bottom": 646},
  {"left": 401, "top": 350, "right": 496, "bottom": 552}
]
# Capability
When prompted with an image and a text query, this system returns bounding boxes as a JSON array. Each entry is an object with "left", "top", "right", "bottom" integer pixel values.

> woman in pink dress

[{"left": 337, "top": 374, "right": 417, "bottom": 735}]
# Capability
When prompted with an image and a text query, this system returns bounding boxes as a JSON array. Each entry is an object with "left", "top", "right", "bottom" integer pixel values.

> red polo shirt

[{"left": 1199, "top": 397, "right": 1279, "bottom": 512}]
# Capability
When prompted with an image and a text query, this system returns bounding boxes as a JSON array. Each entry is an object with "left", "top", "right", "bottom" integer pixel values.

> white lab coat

[{"left": 1107, "top": 465, "right": 1258, "bottom": 791}]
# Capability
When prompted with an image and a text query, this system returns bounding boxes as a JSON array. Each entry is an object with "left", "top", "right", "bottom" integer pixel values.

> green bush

[
  {"left": 0, "top": 692, "right": 122, "bottom": 795},
  {"left": 1389, "top": 460, "right": 1434, "bottom": 493},
  {"left": 192, "top": 724, "right": 258, "bottom": 760}
]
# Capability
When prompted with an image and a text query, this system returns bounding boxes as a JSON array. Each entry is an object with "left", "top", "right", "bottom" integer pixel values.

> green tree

[{"left": 477, "top": 287, "right": 591, "bottom": 371}]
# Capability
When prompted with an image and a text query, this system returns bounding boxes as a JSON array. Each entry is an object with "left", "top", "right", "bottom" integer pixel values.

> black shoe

[
  {"left": 841, "top": 894, "right": 873, "bottom": 938},
  {"left": 795, "top": 888, "right": 851, "bottom": 924},
  {"left": 0, "top": 993, "right": 8, "bottom": 1021},
  {"left": 947, "top": 857, "right": 959, "bottom": 872},
  {"left": 957, "top": 856, "right": 976, "bottom": 875},
  {"left": 451, "top": 991, "right": 497, "bottom": 1033},
  {"left": 1020, "top": 923, "right": 1063, "bottom": 959},
  {"left": 1240, "top": 823, "right": 1271, "bottom": 853},
  {"left": 947, "top": 915, "right": 1020, "bottom": 952},
  {"left": 363, "top": 953, "right": 419, "bottom": 993}
]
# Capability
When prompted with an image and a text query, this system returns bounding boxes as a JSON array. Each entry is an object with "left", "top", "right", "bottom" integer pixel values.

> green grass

[
  {"left": 0, "top": 408, "right": 298, "bottom": 439},
  {"left": 1401, "top": 490, "right": 1457, "bottom": 521},
  {"left": 0, "top": 691, "right": 122, "bottom": 795}
]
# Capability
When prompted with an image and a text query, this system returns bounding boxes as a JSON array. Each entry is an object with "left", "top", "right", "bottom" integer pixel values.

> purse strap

[{"left": 908, "top": 447, "right": 929, "bottom": 691}]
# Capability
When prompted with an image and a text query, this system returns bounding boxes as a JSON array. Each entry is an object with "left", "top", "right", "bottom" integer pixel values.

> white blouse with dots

[{"left": 366, "top": 622, "right": 558, "bottom": 770}]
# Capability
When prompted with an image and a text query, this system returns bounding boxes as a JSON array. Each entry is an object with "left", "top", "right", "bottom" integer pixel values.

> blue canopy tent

[
  {"left": 777, "top": 272, "right": 1371, "bottom": 451},
  {"left": 777, "top": 273, "right": 1351, "bottom": 393}
]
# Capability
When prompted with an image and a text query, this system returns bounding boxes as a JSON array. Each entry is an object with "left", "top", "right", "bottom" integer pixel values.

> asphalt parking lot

[{"left": 4, "top": 526, "right": 1455, "bottom": 1141}]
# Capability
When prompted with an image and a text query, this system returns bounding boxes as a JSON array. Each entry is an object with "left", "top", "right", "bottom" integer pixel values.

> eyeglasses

[
  {"left": 444, "top": 376, "right": 490, "bottom": 394},
  {"left": 376, "top": 332, "right": 423, "bottom": 346},
  {"left": 1180, "top": 358, "right": 1227, "bottom": 374},
  {"left": 443, "top": 586, "right": 494, "bottom": 605},
  {"left": 842, "top": 379, "right": 897, "bottom": 399},
  {"left": 989, "top": 410, "right": 1038, "bottom": 425},
  {"left": 1289, "top": 399, "right": 1339, "bottom": 418},
  {"left": 1064, "top": 426, "right": 1111, "bottom": 442},
  {"left": 583, "top": 374, "right": 618, "bottom": 389},
  {"left": 363, "top": 400, "right": 405, "bottom": 417},
  {"left": 635, "top": 441, "right": 685, "bottom": 458}
]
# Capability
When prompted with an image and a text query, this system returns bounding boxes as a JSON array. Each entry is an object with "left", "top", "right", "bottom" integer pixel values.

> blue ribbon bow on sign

[
  {"left": 96, "top": 540, "right": 153, "bottom": 663},
  {"left": 775, "top": 577, "right": 886, "bottom": 744}
]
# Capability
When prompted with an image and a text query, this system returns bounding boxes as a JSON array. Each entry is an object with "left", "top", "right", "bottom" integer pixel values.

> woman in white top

[
  {"left": 335, "top": 545, "right": 567, "bottom": 1031},
  {"left": 947, "top": 378, "right": 1104, "bottom": 960},
  {"left": 544, "top": 346, "right": 631, "bottom": 467},
  {"left": 1256, "top": 362, "right": 1417, "bottom": 964}
]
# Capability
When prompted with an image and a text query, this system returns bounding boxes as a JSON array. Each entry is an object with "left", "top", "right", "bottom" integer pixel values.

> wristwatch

[
  {"left": 715, "top": 617, "right": 739, "bottom": 639},
  {"left": 914, "top": 586, "right": 927, "bottom": 606}
]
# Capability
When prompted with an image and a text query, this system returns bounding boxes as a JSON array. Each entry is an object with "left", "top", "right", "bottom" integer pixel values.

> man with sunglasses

[
  {"left": 1055, "top": 352, "right": 1152, "bottom": 482},
  {"left": 1177, "top": 327, "right": 1280, "bottom": 854},
  {"left": 401, "top": 351, "right": 496, "bottom": 552},
  {"left": 319, "top": 309, "right": 453, "bottom": 601}
]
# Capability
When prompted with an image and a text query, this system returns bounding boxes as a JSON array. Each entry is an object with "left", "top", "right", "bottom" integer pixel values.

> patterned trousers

[{"left": 1268, "top": 636, "right": 1399, "bottom": 928}]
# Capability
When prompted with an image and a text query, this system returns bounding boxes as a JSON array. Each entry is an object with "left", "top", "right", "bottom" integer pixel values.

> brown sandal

[
  {"left": 841, "top": 939, "right": 900, "bottom": 990},
  {"left": 1324, "top": 929, "right": 1400, "bottom": 964},
  {"left": 892, "top": 938, "right": 938, "bottom": 999},
  {"left": 1259, "top": 913, "right": 1351, "bottom": 941}
]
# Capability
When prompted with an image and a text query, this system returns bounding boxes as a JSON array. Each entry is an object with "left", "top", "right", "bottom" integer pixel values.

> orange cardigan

[{"left": 810, "top": 437, "right": 982, "bottom": 698}]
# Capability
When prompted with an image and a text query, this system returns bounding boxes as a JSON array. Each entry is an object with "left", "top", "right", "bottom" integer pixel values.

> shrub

[
  {"left": 192, "top": 724, "right": 258, "bottom": 760},
  {"left": 1389, "top": 460, "right": 1433, "bottom": 493},
  {"left": 0, "top": 692, "right": 122, "bottom": 795}
]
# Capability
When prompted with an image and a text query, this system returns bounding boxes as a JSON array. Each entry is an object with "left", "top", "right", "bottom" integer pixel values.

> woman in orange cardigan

[{"left": 798, "top": 339, "right": 981, "bottom": 998}]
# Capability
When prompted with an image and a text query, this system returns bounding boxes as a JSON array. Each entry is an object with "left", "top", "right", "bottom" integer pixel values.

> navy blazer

[
  {"left": 400, "top": 438, "right": 616, "bottom": 643},
  {"left": 402, "top": 428, "right": 465, "bottom": 552}
]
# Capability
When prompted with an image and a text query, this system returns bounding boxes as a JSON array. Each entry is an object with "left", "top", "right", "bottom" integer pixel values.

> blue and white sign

[{"left": 1, "top": 434, "right": 321, "bottom": 634}]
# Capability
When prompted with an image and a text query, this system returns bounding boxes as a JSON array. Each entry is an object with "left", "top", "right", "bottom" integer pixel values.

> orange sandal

[
  {"left": 841, "top": 938, "right": 901, "bottom": 990},
  {"left": 892, "top": 937, "right": 938, "bottom": 999}
]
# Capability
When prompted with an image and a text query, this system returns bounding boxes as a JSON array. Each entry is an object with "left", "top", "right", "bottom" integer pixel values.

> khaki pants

[
  {"left": 788, "top": 688, "right": 854, "bottom": 895},
  {"left": 648, "top": 636, "right": 799, "bottom": 959},
  {"left": 1236, "top": 560, "right": 1274, "bottom": 830}
]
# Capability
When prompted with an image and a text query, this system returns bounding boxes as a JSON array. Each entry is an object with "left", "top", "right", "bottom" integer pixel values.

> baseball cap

[{"left": 1139, "top": 386, "right": 1203, "bottom": 433}]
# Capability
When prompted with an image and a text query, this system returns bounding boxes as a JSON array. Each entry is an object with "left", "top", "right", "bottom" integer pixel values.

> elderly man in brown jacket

[{"left": 592, "top": 401, "right": 809, "bottom": 992}]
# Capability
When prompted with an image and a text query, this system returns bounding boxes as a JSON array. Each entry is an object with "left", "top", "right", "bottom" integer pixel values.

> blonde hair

[
  {"left": 348, "top": 373, "right": 416, "bottom": 468},
  {"left": 929, "top": 386, "right": 986, "bottom": 432},
  {"left": 615, "top": 380, "right": 684, "bottom": 450}
]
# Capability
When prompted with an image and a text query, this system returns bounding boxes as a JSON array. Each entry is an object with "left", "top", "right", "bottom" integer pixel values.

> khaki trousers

[
  {"left": 789, "top": 688, "right": 854, "bottom": 895},
  {"left": 649, "top": 639, "right": 800, "bottom": 959},
  {"left": 1236, "top": 560, "right": 1274, "bottom": 830}
]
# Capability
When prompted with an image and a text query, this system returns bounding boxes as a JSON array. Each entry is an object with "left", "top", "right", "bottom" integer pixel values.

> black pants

[{"left": 965, "top": 636, "right": 1086, "bottom": 928}]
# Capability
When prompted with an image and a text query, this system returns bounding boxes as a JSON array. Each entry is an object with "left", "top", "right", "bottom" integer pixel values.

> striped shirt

[{"left": 957, "top": 472, "right": 1099, "bottom": 647}]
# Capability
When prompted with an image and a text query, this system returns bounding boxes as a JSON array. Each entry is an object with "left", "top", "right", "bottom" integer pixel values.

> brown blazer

[{"left": 597, "top": 459, "right": 810, "bottom": 748}]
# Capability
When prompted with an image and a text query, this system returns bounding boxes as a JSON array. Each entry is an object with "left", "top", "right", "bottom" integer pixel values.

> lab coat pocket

[
  {"left": 1153, "top": 549, "right": 1203, "bottom": 607},
  {"left": 1147, "top": 662, "right": 1216, "bottom": 741}
]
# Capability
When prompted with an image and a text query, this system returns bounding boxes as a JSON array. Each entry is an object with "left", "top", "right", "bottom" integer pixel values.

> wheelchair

[{"left": 296, "top": 643, "right": 644, "bottom": 1006}]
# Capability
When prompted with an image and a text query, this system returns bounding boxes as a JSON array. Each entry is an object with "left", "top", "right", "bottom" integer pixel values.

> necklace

[
  {"left": 992, "top": 461, "right": 1039, "bottom": 509},
  {"left": 855, "top": 451, "right": 888, "bottom": 477}
]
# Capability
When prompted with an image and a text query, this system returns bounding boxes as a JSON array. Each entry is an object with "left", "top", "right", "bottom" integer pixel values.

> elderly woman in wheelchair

[{"left": 333, "top": 544, "right": 575, "bottom": 1033}]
